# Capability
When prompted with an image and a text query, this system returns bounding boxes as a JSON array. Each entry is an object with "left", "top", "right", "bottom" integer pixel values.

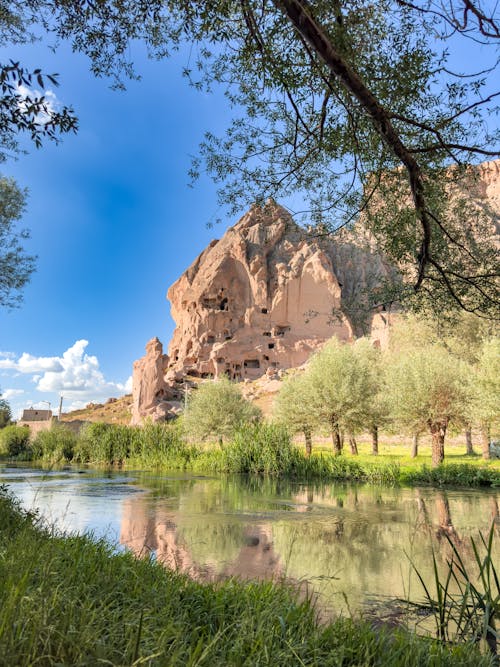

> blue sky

[{"left": 0, "top": 39, "right": 234, "bottom": 417}]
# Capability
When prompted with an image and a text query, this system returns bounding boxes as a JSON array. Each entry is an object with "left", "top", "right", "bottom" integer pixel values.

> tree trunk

[
  {"left": 411, "top": 433, "right": 419, "bottom": 458},
  {"left": 371, "top": 425, "right": 378, "bottom": 455},
  {"left": 330, "top": 418, "right": 342, "bottom": 456},
  {"left": 465, "top": 427, "right": 474, "bottom": 455},
  {"left": 218, "top": 435, "right": 224, "bottom": 450},
  {"left": 429, "top": 420, "right": 447, "bottom": 468},
  {"left": 480, "top": 424, "right": 491, "bottom": 460},
  {"left": 304, "top": 427, "right": 312, "bottom": 458},
  {"left": 348, "top": 434, "right": 358, "bottom": 456},
  {"left": 339, "top": 429, "right": 344, "bottom": 452}
]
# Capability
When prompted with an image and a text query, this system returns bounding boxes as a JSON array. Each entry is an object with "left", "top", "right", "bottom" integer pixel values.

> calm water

[{"left": 2, "top": 463, "right": 499, "bottom": 616}]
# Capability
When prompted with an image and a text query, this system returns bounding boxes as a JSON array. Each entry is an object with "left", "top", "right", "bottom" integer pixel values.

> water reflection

[
  {"left": 119, "top": 475, "right": 499, "bottom": 615},
  {"left": 2, "top": 465, "right": 498, "bottom": 616}
]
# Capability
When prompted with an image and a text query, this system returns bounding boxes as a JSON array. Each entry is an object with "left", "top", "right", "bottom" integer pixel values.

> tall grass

[
  {"left": 31, "top": 426, "right": 79, "bottom": 463},
  {"left": 404, "top": 463, "right": 500, "bottom": 488},
  {"left": 411, "top": 525, "right": 499, "bottom": 658},
  {"left": 0, "top": 486, "right": 491, "bottom": 666}
]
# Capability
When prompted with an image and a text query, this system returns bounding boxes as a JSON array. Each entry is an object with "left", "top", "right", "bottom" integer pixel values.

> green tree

[
  {"left": 307, "top": 339, "right": 375, "bottom": 455},
  {"left": 390, "top": 312, "right": 496, "bottom": 455},
  {"left": 0, "top": 397, "right": 12, "bottom": 428},
  {"left": 353, "top": 338, "right": 389, "bottom": 455},
  {"left": 274, "top": 371, "right": 316, "bottom": 456},
  {"left": 385, "top": 345, "right": 469, "bottom": 467},
  {"left": 2, "top": 1, "right": 499, "bottom": 316},
  {"left": 0, "top": 176, "right": 36, "bottom": 307},
  {"left": 469, "top": 337, "right": 500, "bottom": 460},
  {"left": 184, "top": 377, "right": 261, "bottom": 446}
]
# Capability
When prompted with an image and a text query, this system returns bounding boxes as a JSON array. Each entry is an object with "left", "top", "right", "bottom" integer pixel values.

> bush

[
  {"left": 184, "top": 377, "right": 261, "bottom": 445},
  {"left": 30, "top": 426, "right": 78, "bottom": 462},
  {"left": 404, "top": 463, "right": 499, "bottom": 487},
  {"left": 0, "top": 425, "right": 30, "bottom": 458}
]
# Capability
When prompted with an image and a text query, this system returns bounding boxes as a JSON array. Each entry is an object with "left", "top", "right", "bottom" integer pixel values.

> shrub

[
  {"left": 129, "top": 420, "right": 194, "bottom": 467},
  {"left": 0, "top": 425, "right": 30, "bottom": 458},
  {"left": 404, "top": 463, "right": 499, "bottom": 487},
  {"left": 184, "top": 377, "right": 261, "bottom": 445}
]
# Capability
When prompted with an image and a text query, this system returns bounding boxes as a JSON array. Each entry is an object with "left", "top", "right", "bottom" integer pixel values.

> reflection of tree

[
  {"left": 120, "top": 475, "right": 499, "bottom": 616},
  {"left": 491, "top": 497, "right": 500, "bottom": 537},
  {"left": 435, "top": 492, "right": 460, "bottom": 546}
]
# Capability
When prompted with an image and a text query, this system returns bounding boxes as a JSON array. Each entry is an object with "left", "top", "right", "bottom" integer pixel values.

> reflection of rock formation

[
  {"left": 119, "top": 498, "right": 204, "bottom": 578},
  {"left": 120, "top": 497, "right": 282, "bottom": 582},
  {"left": 224, "top": 526, "right": 280, "bottom": 580}
]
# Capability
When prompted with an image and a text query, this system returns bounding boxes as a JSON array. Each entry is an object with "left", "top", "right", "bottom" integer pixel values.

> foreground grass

[{"left": 0, "top": 487, "right": 493, "bottom": 666}]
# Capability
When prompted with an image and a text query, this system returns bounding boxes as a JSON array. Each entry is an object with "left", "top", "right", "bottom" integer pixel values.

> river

[{"left": 2, "top": 463, "right": 499, "bottom": 619}]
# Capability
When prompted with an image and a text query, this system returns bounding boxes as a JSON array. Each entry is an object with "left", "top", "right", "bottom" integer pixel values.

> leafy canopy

[
  {"left": 183, "top": 377, "right": 261, "bottom": 443},
  {"left": 0, "top": 176, "right": 35, "bottom": 307},
  {"left": 306, "top": 338, "right": 377, "bottom": 433},
  {"left": 384, "top": 344, "right": 469, "bottom": 434},
  {"left": 2, "top": 1, "right": 499, "bottom": 315}
]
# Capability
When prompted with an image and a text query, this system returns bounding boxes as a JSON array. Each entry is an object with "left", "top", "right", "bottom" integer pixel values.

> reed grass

[
  {"left": 411, "top": 524, "right": 499, "bottom": 658},
  {"left": 0, "top": 486, "right": 492, "bottom": 666}
]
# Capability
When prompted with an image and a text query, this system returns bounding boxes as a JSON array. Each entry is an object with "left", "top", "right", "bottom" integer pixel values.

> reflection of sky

[{"left": 0, "top": 465, "right": 142, "bottom": 544}]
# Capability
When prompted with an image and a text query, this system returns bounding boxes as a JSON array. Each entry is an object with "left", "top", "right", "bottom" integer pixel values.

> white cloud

[
  {"left": 35, "top": 340, "right": 129, "bottom": 400},
  {"left": 64, "top": 400, "right": 90, "bottom": 413},
  {"left": 0, "top": 340, "right": 130, "bottom": 406},
  {"left": 2, "top": 388, "right": 24, "bottom": 399},
  {"left": 17, "top": 84, "right": 60, "bottom": 123},
  {"left": 123, "top": 375, "right": 133, "bottom": 393},
  {"left": 0, "top": 352, "right": 63, "bottom": 373}
]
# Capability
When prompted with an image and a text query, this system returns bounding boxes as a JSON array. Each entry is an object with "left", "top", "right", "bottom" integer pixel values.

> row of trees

[
  {"left": 182, "top": 315, "right": 498, "bottom": 468},
  {"left": 275, "top": 316, "right": 499, "bottom": 466}
]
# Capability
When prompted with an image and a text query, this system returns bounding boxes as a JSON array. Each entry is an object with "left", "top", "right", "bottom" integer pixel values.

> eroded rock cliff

[{"left": 164, "top": 201, "right": 392, "bottom": 384}]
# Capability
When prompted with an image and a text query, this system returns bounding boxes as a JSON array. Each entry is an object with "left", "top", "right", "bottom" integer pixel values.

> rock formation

[
  {"left": 131, "top": 201, "right": 394, "bottom": 423},
  {"left": 131, "top": 337, "right": 173, "bottom": 424},
  {"left": 164, "top": 201, "right": 392, "bottom": 384}
]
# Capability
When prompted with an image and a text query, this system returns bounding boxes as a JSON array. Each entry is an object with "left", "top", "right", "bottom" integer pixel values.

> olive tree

[
  {"left": 385, "top": 345, "right": 469, "bottom": 467},
  {"left": 469, "top": 337, "right": 500, "bottom": 460},
  {"left": 353, "top": 338, "right": 389, "bottom": 455},
  {"left": 307, "top": 339, "right": 375, "bottom": 455},
  {"left": 183, "top": 377, "right": 261, "bottom": 446},
  {"left": 274, "top": 371, "right": 316, "bottom": 457}
]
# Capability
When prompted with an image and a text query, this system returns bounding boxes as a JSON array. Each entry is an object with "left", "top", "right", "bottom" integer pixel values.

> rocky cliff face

[
  {"left": 164, "top": 201, "right": 392, "bottom": 384},
  {"left": 131, "top": 201, "right": 392, "bottom": 423}
]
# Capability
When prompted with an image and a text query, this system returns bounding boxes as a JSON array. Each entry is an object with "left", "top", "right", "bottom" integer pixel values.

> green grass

[
  {"left": 0, "top": 486, "right": 493, "bottom": 666},
  {"left": 2, "top": 422, "right": 499, "bottom": 488}
]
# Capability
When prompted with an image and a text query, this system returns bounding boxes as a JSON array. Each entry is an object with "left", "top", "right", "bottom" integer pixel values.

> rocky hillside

[{"left": 60, "top": 395, "right": 133, "bottom": 426}]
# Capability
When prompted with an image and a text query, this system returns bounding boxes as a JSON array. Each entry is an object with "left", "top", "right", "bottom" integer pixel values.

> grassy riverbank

[
  {"left": 1, "top": 422, "right": 499, "bottom": 488},
  {"left": 0, "top": 487, "right": 493, "bottom": 666}
]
